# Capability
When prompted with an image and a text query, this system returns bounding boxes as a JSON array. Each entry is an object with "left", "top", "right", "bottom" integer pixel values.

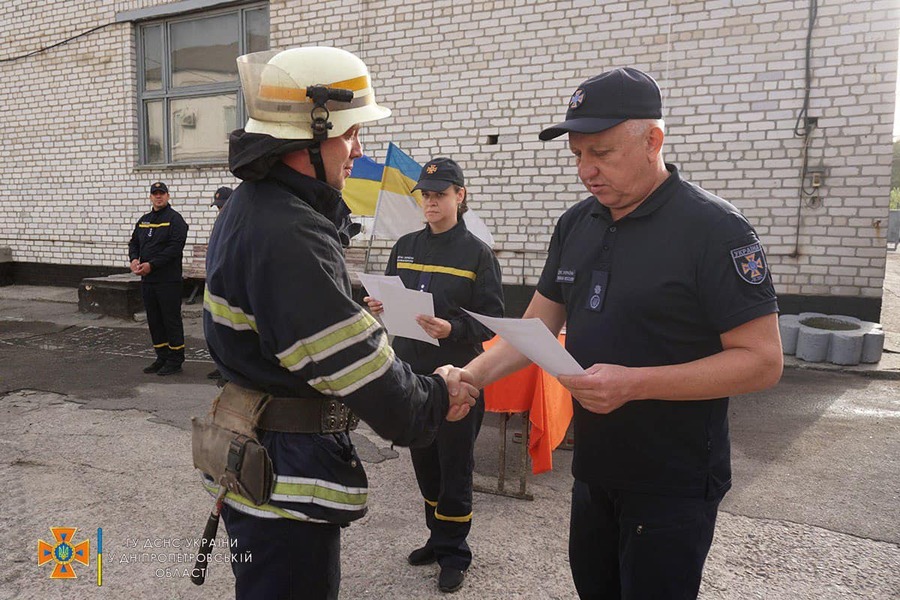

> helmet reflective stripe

[
  {"left": 254, "top": 90, "right": 375, "bottom": 116},
  {"left": 238, "top": 47, "right": 391, "bottom": 140},
  {"left": 258, "top": 74, "right": 371, "bottom": 102}
]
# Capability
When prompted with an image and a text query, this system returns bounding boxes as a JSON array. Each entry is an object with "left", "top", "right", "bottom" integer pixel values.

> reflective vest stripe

[
  {"left": 277, "top": 311, "right": 380, "bottom": 372},
  {"left": 308, "top": 334, "right": 394, "bottom": 397},
  {"left": 204, "top": 289, "right": 258, "bottom": 331},
  {"left": 396, "top": 262, "right": 477, "bottom": 281},
  {"left": 138, "top": 222, "right": 171, "bottom": 228}
]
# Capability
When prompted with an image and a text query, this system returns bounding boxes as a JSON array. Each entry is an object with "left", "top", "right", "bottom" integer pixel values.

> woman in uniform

[{"left": 365, "top": 157, "right": 504, "bottom": 593}]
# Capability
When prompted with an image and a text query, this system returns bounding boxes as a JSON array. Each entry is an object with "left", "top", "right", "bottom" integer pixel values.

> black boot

[
  {"left": 438, "top": 567, "right": 465, "bottom": 593},
  {"left": 407, "top": 546, "right": 436, "bottom": 566},
  {"left": 143, "top": 359, "right": 166, "bottom": 374},
  {"left": 157, "top": 363, "right": 183, "bottom": 376}
]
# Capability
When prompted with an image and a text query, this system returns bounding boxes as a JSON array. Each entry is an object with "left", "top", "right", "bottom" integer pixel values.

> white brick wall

[{"left": 0, "top": 0, "right": 897, "bottom": 300}]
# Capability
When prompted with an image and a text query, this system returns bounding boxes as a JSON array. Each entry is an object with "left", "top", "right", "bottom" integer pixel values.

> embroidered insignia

[
  {"left": 569, "top": 88, "right": 585, "bottom": 109},
  {"left": 555, "top": 269, "right": 575, "bottom": 284},
  {"left": 589, "top": 283, "right": 603, "bottom": 309},
  {"left": 730, "top": 242, "right": 767, "bottom": 285},
  {"left": 426, "top": 164, "right": 438, "bottom": 174}
]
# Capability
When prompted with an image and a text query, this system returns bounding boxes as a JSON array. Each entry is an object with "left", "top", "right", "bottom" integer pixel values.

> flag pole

[
  {"left": 363, "top": 225, "right": 375, "bottom": 274},
  {"left": 365, "top": 144, "right": 392, "bottom": 274}
]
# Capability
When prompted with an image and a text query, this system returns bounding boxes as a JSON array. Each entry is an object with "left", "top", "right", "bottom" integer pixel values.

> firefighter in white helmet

[{"left": 198, "top": 47, "right": 478, "bottom": 599}]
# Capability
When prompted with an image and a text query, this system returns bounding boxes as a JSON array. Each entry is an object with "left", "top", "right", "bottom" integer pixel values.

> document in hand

[
  {"left": 462, "top": 309, "right": 585, "bottom": 376},
  {"left": 357, "top": 272, "right": 405, "bottom": 302},
  {"left": 376, "top": 284, "right": 440, "bottom": 346}
]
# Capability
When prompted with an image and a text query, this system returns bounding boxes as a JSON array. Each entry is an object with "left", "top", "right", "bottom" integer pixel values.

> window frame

[{"left": 136, "top": 2, "right": 268, "bottom": 166}]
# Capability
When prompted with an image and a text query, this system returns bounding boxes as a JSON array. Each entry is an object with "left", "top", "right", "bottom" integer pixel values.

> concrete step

[{"left": 78, "top": 273, "right": 143, "bottom": 319}]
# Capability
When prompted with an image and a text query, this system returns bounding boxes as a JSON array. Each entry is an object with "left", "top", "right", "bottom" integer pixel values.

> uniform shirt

[
  {"left": 128, "top": 204, "right": 188, "bottom": 283},
  {"left": 537, "top": 164, "right": 778, "bottom": 498},
  {"left": 387, "top": 220, "right": 505, "bottom": 373},
  {"left": 203, "top": 162, "right": 449, "bottom": 524}
]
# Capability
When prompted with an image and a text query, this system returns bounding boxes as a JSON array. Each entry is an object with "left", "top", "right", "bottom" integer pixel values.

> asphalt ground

[{"left": 0, "top": 252, "right": 898, "bottom": 599}]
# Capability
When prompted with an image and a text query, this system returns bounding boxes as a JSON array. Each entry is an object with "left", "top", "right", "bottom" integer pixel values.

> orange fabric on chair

[{"left": 482, "top": 335, "right": 574, "bottom": 474}]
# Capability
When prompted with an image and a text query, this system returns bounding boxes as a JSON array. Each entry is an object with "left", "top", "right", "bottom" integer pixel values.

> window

[{"left": 137, "top": 4, "right": 269, "bottom": 165}]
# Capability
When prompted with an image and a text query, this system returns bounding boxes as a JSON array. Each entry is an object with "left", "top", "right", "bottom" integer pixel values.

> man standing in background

[
  {"left": 211, "top": 186, "right": 232, "bottom": 211},
  {"left": 129, "top": 181, "right": 189, "bottom": 376}
]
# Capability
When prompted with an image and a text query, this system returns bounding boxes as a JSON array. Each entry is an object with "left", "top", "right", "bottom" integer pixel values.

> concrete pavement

[{"left": 0, "top": 253, "right": 898, "bottom": 599}]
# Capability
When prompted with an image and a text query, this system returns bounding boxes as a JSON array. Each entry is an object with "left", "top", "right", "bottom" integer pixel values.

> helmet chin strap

[{"left": 307, "top": 143, "right": 328, "bottom": 183}]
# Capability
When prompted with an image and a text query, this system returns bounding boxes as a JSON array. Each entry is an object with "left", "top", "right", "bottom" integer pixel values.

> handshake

[{"left": 433, "top": 365, "right": 480, "bottom": 422}]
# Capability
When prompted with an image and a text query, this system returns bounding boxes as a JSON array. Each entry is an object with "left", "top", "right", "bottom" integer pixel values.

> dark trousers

[
  {"left": 569, "top": 479, "right": 722, "bottom": 600},
  {"left": 222, "top": 505, "right": 341, "bottom": 600},
  {"left": 141, "top": 281, "right": 184, "bottom": 365},
  {"left": 409, "top": 392, "right": 484, "bottom": 571}
]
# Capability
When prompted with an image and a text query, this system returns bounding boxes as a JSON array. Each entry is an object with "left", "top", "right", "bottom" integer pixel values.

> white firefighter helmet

[{"left": 238, "top": 47, "right": 391, "bottom": 140}]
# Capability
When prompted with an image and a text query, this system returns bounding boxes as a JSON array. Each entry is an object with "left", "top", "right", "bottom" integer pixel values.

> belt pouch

[{"left": 191, "top": 383, "right": 275, "bottom": 506}]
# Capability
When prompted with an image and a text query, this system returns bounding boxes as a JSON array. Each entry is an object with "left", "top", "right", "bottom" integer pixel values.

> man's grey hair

[{"left": 624, "top": 119, "right": 665, "bottom": 138}]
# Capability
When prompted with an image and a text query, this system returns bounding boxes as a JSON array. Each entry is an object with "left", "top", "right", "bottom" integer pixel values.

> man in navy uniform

[
  {"left": 445, "top": 67, "right": 784, "bottom": 599},
  {"left": 129, "top": 181, "right": 189, "bottom": 376}
]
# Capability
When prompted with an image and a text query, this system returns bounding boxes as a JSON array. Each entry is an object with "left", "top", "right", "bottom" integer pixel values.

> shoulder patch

[{"left": 730, "top": 241, "right": 767, "bottom": 285}]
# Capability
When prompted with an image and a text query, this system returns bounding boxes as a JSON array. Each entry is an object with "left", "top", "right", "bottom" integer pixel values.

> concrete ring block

[
  {"left": 826, "top": 314, "right": 862, "bottom": 326},
  {"left": 798, "top": 312, "right": 827, "bottom": 320},
  {"left": 861, "top": 327, "right": 885, "bottom": 364},
  {"left": 795, "top": 326, "right": 832, "bottom": 363},
  {"left": 827, "top": 332, "right": 864, "bottom": 366},
  {"left": 778, "top": 314, "right": 802, "bottom": 355},
  {"left": 783, "top": 314, "right": 886, "bottom": 366}
]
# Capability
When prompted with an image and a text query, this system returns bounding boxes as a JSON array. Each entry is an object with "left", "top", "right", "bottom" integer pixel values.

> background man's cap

[
  {"left": 539, "top": 67, "right": 662, "bottom": 141},
  {"left": 149, "top": 181, "right": 169, "bottom": 194},
  {"left": 211, "top": 186, "right": 233, "bottom": 208},
  {"left": 411, "top": 157, "right": 465, "bottom": 193}
]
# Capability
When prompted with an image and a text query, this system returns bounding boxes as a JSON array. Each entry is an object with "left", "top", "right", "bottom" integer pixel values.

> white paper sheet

[
  {"left": 462, "top": 309, "right": 585, "bottom": 376},
  {"left": 356, "top": 272, "right": 405, "bottom": 301},
  {"left": 378, "top": 283, "right": 439, "bottom": 346}
]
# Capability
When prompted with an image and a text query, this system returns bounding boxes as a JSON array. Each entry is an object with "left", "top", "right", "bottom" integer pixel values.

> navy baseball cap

[
  {"left": 211, "top": 186, "right": 232, "bottom": 208},
  {"left": 539, "top": 67, "right": 662, "bottom": 141},
  {"left": 412, "top": 157, "right": 465, "bottom": 192},
  {"left": 149, "top": 181, "right": 169, "bottom": 194}
]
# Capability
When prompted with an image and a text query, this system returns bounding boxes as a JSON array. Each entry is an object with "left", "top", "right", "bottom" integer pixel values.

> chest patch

[
  {"left": 556, "top": 269, "right": 576, "bottom": 284},
  {"left": 730, "top": 242, "right": 767, "bottom": 285}
]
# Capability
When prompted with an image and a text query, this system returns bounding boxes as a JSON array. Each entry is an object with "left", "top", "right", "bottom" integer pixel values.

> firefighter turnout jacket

[
  {"left": 128, "top": 204, "right": 188, "bottom": 283},
  {"left": 386, "top": 220, "right": 504, "bottom": 372},
  {"left": 202, "top": 162, "right": 450, "bottom": 524}
]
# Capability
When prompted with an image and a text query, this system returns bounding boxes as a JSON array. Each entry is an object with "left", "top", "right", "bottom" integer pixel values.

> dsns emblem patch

[
  {"left": 730, "top": 242, "right": 767, "bottom": 285},
  {"left": 569, "top": 88, "right": 585, "bottom": 109}
]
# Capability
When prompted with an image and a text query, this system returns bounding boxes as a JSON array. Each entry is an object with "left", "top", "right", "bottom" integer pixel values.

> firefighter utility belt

[
  {"left": 258, "top": 396, "right": 359, "bottom": 434},
  {"left": 191, "top": 383, "right": 358, "bottom": 506}
]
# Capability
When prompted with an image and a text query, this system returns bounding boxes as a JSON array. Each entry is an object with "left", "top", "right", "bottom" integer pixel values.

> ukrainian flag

[
  {"left": 343, "top": 155, "right": 384, "bottom": 216},
  {"left": 369, "top": 143, "right": 495, "bottom": 246},
  {"left": 371, "top": 143, "right": 425, "bottom": 239}
]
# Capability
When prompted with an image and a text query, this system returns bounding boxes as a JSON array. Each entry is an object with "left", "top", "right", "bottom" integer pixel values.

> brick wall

[{"left": 1, "top": 0, "right": 897, "bottom": 304}]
